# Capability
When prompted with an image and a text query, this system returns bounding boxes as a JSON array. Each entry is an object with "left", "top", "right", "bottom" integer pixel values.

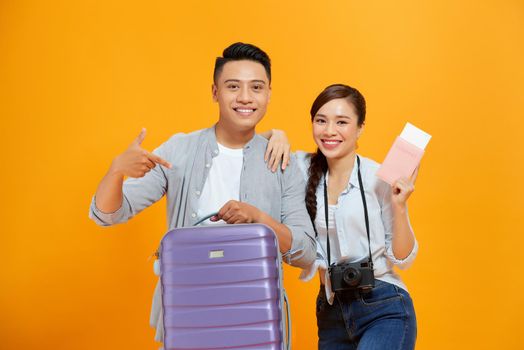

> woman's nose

[{"left": 324, "top": 122, "right": 337, "bottom": 136}]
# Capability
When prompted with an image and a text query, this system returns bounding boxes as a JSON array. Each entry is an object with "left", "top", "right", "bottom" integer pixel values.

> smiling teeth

[
  {"left": 324, "top": 141, "right": 339, "bottom": 144},
  {"left": 237, "top": 109, "right": 254, "bottom": 113}
]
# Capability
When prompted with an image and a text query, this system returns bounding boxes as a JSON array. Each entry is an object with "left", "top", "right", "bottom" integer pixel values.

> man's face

[{"left": 212, "top": 60, "right": 271, "bottom": 132}]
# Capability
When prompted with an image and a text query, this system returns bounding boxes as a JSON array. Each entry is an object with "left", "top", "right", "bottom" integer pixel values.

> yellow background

[{"left": 1, "top": 1, "right": 523, "bottom": 349}]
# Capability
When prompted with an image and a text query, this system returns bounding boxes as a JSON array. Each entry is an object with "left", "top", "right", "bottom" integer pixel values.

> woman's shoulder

[
  {"left": 357, "top": 154, "right": 381, "bottom": 174},
  {"left": 357, "top": 154, "right": 390, "bottom": 193}
]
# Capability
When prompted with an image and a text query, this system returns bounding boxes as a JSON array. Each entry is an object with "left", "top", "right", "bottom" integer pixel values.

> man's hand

[
  {"left": 211, "top": 200, "right": 262, "bottom": 224},
  {"left": 110, "top": 128, "right": 172, "bottom": 178}
]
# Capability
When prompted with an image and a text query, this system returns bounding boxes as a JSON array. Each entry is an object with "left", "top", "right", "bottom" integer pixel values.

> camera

[{"left": 329, "top": 259, "right": 375, "bottom": 293}]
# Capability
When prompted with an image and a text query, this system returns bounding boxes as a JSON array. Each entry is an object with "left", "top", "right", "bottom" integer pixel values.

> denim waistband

[{"left": 319, "top": 283, "right": 371, "bottom": 301}]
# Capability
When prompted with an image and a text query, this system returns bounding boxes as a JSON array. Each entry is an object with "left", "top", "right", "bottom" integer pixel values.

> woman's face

[{"left": 312, "top": 98, "right": 363, "bottom": 161}]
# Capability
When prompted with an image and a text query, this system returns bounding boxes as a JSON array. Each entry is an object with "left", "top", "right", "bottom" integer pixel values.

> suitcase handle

[
  {"left": 283, "top": 289, "right": 291, "bottom": 350},
  {"left": 193, "top": 212, "right": 219, "bottom": 226},
  {"left": 151, "top": 212, "right": 220, "bottom": 263}
]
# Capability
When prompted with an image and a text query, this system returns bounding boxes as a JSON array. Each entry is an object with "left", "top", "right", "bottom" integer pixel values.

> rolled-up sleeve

[
  {"left": 385, "top": 238, "right": 418, "bottom": 269},
  {"left": 89, "top": 196, "right": 127, "bottom": 226},
  {"left": 280, "top": 154, "right": 316, "bottom": 269}
]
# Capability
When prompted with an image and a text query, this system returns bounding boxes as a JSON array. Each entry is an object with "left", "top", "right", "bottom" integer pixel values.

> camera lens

[{"left": 343, "top": 267, "right": 361, "bottom": 287}]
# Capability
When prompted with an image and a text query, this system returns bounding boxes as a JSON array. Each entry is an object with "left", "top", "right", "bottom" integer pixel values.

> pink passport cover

[{"left": 376, "top": 136, "right": 424, "bottom": 185}]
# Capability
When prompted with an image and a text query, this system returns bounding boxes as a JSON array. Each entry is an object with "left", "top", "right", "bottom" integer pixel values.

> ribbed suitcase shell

[{"left": 160, "top": 224, "right": 285, "bottom": 350}]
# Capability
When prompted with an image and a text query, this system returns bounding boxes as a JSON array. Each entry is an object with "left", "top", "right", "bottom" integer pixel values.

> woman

[{"left": 266, "top": 84, "right": 418, "bottom": 349}]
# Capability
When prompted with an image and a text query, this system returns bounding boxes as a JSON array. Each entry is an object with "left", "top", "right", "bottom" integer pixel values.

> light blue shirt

[{"left": 296, "top": 152, "right": 418, "bottom": 303}]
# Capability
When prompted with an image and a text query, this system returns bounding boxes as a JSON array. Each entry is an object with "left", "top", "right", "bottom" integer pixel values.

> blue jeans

[{"left": 316, "top": 280, "right": 417, "bottom": 350}]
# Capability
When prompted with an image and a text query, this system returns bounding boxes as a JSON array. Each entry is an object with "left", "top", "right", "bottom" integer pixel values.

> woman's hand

[
  {"left": 391, "top": 167, "right": 419, "bottom": 207},
  {"left": 263, "top": 129, "right": 291, "bottom": 172}
]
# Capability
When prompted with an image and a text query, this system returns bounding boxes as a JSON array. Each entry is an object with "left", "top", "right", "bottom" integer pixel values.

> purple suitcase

[{"left": 159, "top": 223, "right": 291, "bottom": 350}]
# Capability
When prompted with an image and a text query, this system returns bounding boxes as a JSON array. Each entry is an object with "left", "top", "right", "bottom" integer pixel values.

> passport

[{"left": 376, "top": 123, "right": 431, "bottom": 185}]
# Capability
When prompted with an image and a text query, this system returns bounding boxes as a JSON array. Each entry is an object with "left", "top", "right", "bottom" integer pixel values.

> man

[{"left": 89, "top": 42, "right": 316, "bottom": 343}]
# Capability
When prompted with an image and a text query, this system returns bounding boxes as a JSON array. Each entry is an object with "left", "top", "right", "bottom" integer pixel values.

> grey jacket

[{"left": 89, "top": 126, "right": 316, "bottom": 341}]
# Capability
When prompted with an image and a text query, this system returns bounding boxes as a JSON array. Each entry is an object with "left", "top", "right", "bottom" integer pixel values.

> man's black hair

[{"left": 213, "top": 42, "right": 271, "bottom": 83}]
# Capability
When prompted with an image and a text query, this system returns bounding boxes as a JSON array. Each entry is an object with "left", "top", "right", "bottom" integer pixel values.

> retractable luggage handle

[{"left": 194, "top": 212, "right": 292, "bottom": 350}]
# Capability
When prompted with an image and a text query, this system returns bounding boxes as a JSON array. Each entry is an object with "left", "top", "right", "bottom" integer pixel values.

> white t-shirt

[{"left": 197, "top": 142, "right": 244, "bottom": 224}]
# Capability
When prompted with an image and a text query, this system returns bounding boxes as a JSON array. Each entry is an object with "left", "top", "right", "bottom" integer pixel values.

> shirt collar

[
  {"left": 206, "top": 124, "right": 256, "bottom": 156},
  {"left": 348, "top": 155, "right": 360, "bottom": 190}
]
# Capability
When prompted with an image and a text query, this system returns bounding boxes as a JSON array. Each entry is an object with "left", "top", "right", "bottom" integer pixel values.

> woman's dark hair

[
  {"left": 213, "top": 42, "right": 271, "bottom": 83},
  {"left": 306, "top": 84, "right": 366, "bottom": 222}
]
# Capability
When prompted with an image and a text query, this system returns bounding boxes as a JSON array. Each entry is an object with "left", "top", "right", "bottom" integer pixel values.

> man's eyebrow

[{"left": 223, "top": 79, "right": 267, "bottom": 85}]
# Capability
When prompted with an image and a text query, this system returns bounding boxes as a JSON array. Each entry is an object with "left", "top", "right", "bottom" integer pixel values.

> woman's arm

[
  {"left": 389, "top": 168, "right": 419, "bottom": 259},
  {"left": 260, "top": 129, "right": 291, "bottom": 172}
]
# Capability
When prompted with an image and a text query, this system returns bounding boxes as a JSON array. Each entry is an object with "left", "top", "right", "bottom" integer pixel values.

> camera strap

[{"left": 323, "top": 155, "right": 373, "bottom": 267}]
